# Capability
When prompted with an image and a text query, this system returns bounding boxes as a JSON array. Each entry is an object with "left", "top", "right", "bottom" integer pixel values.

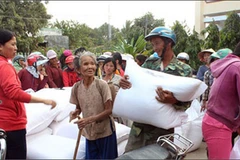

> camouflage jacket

[{"left": 142, "top": 55, "right": 192, "bottom": 111}]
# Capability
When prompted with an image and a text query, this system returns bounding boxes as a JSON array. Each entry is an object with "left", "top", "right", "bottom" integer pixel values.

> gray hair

[{"left": 78, "top": 51, "right": 97, "bottom": 67}]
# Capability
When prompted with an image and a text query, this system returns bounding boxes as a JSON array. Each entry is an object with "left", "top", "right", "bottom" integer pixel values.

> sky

[{"left": 45, "top": 1, "right": 196, "bottom": 30}]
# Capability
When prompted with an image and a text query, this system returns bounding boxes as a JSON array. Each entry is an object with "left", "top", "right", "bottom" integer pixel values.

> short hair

[
  {"left": 0, "top": 29, "right": 15, "bottom": 45},
  {"left": 73, "top": 55, "right": 80, "bottom": 70},
  {"left": 74, "top": 47, "right": 86, "bottom": 55},
  {"left": 103, "top": 57, "right": 117, "bottom": 72},
  {"left": 233, "top": 41, "right": 240, "bottom": 57},
  {"left": 136, "top": 54, "right": 147, "bottom": 63},
  {"left": 79, "top": 51, "right": 97, "bottom": 67}
]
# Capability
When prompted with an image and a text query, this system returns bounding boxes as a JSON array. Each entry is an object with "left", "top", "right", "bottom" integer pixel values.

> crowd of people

[{"left": 1, "top": 25, "right": 240, "bottom": 160}]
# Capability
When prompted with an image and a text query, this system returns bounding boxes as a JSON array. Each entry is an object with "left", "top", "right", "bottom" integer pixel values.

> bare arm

[
  {"left": 30, "top": 95, "right": 56, "bottom": 109},
  {"left": 74, "top": 100, "right": 113, "bottom": 129}
]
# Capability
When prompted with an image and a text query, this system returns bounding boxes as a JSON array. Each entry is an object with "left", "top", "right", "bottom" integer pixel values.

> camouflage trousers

[{"left": 124, "top": 122, "right": 174, "bottom": 153}]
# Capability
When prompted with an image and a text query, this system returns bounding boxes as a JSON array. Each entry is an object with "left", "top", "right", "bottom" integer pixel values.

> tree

[
  {"left": 50, "top": 20, "right": 94, "bottom": 50},
  {"left": 200, "top": 21, "right": 219, "bottom": 50},
  {"left": 0, "top": 0, "right": 51, "bottom": 53},
  {"left": 91, "top": 23, "right": 120, "bottom": 53},
  {"left": 121, "top": 12, "right": 165, "bottom": 45},
  {"left": 185, "top": 28, "right": 203, "bottom": 71},
  {"left": 171, "top": 20, "right": 189, "bottom": 55},
  {"left": 218, "top": 11, "right": 240, "bottom": 50}
]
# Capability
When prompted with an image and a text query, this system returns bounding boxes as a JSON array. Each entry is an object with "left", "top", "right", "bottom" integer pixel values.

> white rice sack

[
  {"left": 230, "top": 137, "right": 240, "bottom": 159},
  {"left": 113, "top": 60, "right": 207, "bottom": 129},
  {"left": 174, "top": 99, "right": 204, "bottom": 152},
  {"left": 32, "top": 87, "right": 76, "bottom": 122},
  {"left": 25, "top": 103, "right": 60, "bottom": 136}
]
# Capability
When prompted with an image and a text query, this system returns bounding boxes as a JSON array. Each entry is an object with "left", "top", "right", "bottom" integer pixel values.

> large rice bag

[
  {"left": 113, "top": 59, "right": 207, "bottom": 129},
  {"left": 174, "top": 99, "right": 204, "bottom": 152},
  {"left": 230, "top": 137, "right": 240, "bottom": 159}
]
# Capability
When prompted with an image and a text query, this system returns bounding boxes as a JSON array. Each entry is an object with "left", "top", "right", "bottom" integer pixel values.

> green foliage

[
  {"left": 0, "top": 0, "right": 51, "bottom": 53},
  {"left": 185, "top": 28, "right": 203, "bottom": 70},
  {"left": 50, "top": 20, "right": 94, "bottom": 50},
  {"left": 200, "top": 22, "right": 219, "bottom": 50},
  {"left": 218, "top": 11, "right": 240, "bottom": 50},
  {"left": 171, "top": 20, "right": 189, "bottom": 55},
  {"left": 91, "top": 23, "right": 120, "bottom": 53},
  {"left": 121, "top": 12, "right": 165, "bottom": 45},
  {"left": 114, "top": 34, "right": 147, "bottom": 57}
]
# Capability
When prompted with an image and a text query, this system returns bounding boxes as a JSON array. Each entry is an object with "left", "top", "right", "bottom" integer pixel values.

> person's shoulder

[
  {"left": 142, "top": 56, "right": 161, "bottom": 68},
  {"left": 18, "top": 68, "right": 26, "bottom": 73},
  {"left": 145, "top": 56, "right": 160, "bottom": 62},
  {"left": 95, "top": 78, "right": 108, "bottom": 86},
  {"left": 173, "top": 58, "right": 191, "bottom": 70},
  {"left": 114, "top": 74, "right": 122, "bottom": 79}
]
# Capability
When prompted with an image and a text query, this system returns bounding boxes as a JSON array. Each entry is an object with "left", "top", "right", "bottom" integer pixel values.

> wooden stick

[{"left": 73, "top": 128, "right": 83, "bottom": 160}]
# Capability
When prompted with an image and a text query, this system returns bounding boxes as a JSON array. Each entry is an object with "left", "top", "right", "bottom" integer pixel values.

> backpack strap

[
  {"left": 73, "top": 81, "right": 81, "bottom": 109},
  {"left": 95, "top": 78, "right": 116, "bottom": 103}
]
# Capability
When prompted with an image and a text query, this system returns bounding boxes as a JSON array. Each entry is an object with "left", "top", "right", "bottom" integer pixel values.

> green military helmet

[
  {"left": 144, "top": 26, "right": 176, "bottom": 45},
  {"left": 211, "top": 48, "right": 232, "bottom": 59}
]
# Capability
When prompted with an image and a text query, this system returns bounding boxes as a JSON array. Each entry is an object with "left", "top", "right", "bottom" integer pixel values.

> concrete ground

[{"left": 185, "top": 142, "right": 208, "bottom": 159}]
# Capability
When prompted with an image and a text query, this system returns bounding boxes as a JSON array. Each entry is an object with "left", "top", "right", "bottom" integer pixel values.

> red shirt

[
  {"left": 0, "top": 56, "right": 31, "bottom": 131},
  {"left": 45, "top": 63, "right": 64, "bottom": 88},
  {"left": 18, "top": 69, "right": 49, "bottom": 91},
  {"left": 62, "top": 68, "right": 80, "bottom": 87}
]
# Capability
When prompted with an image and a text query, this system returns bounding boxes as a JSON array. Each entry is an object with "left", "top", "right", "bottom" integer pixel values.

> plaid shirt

[{"left": 202, "top": 69, "right": 214, "bottom": 101}]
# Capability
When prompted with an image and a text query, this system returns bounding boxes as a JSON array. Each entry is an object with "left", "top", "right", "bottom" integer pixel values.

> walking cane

[
  {"left": 73, "top": 128, "right": 83, "bottom": 160},
  {"left": 70, "top": 114, "right": 82, "bottom": 160}
]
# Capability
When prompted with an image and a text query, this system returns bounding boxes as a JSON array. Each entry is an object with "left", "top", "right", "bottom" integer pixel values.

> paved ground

[{"left": 185, "top": 142, "right": 207, "bottom": 159}]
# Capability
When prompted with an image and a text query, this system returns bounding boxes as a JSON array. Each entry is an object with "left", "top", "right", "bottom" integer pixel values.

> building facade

[{"left": 195, "top": 0, "right": 240, "bottom": 34}]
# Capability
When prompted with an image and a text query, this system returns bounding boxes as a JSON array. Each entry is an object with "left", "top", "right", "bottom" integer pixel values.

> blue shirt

[{"left": 197, "top": 65, "right": 208, "bottom": 81}]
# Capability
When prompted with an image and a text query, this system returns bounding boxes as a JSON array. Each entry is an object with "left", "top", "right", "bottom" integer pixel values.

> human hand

[
  {"left": 69, "top": 109, "right": 80, "bottom": 122},
  {"left": 119, "top": 75, "right": 132, "bottom": 89},
  {"left": 237, "top": 128, "right": 240, "bottom": 135},
  {"left": 155, "top": 87, "right": 177, "bottom": 104},
  {"left": 201, "top": 101, "right": 207, "bottom": 112},
  {"left": 74, "top": 117, "right": 92, "bottom": 129},
  {"left": 43, "top": 99, "right": 56, "bottom": 109}
]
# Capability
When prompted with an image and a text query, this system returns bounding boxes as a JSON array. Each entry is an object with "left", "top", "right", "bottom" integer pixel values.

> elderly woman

[{"left": 69, "top": 51, "right": 118, "bottom": 159}]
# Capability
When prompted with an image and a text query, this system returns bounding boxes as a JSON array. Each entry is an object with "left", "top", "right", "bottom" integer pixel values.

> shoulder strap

[
  {"left": 95, "top": 78, "right": 116, "bottom": 103},
  {"left": 95, "top": 78, "right": 102, "bottom": 97},
  {"left": 73, "top": 81, "right": 81, "bottom": 109}
]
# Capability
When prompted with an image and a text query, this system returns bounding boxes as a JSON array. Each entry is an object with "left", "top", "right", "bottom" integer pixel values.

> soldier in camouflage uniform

[{"left": 119, "top": 26, "right": 192, "bottom": 153}]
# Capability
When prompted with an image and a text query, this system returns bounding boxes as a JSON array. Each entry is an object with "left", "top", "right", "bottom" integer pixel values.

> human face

[
  {"left": 0, "top": 36, "right": 17, "bottom": 59},
  {"left": 178, "top": 59, "right": 187, "bottom": 64},
  {"left": 203, "top": 52, "right": 211, "bottom": 63},
  {"left": 37, "top": 64, "right": 43, "bottom": 72},
  {"left": 49, "top": 57, "right": 58, "bottom": 66},
  {"left": 103, "top": 61, "right": 115, "bottom": 75},
  {"left": 150, "top": 37, "right": 165, "bottom": 57},
  {"left": 98, "top": 61, "right": 104, "bottom": 69},
  {"left": 80, "top": 56, "right": 96, "bottom": 77},
  {"left": 19, "top": 59, "right": 26, "bottom": 67},
  {"left": 67, "top": 62, "right": 74, "bottom": 70}
]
